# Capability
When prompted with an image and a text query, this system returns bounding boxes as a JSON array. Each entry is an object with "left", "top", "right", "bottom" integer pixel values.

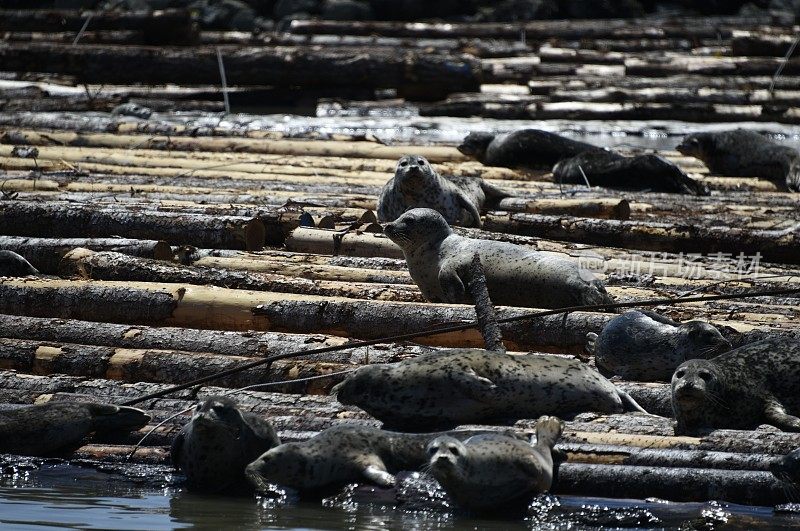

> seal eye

[
  {"left": 675, "top": 370, "right": 685, "bottom": 378},
  {"left": 399, "top": 160, "right": 408, "bottom": 167},
  {"left": 427, "top": 444, "right": 439, "bottom": 455},
  {"left": 698, "top": 371, "right": 712, "bottom": 382},
  {"left": 417, "top": 158, "right": 426, "bottom": 166},
  {"left": 448, "top": 445, "right": 460, "bottom": 457}
]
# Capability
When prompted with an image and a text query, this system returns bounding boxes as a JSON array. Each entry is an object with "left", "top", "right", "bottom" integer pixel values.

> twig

[
  {"left": 216, "top": 47, "right": 231, "bottom": 115},
  {"left": 769, "top": 32, "right": 800, "bottom": 95},
  {"left": 578, "top": 164, "right": 591, "bottom": 188},
  {"left": 72, "top": 13, "right": 94, "bottom": 46}
]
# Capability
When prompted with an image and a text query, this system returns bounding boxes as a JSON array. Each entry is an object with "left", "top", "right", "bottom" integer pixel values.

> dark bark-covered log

[
  {"left": 498, "top": 197, "right": 632, "bottom": 220},
  {"left": 286, "top": 17, "right": 781, "bottom": 40},
  {"left": 0, "top": 337, "right": 350, "bottom": 393},
  {"left": 554, "top": 463, "right": 789, "bottom": 506},
  {"left": 484, "top": 212, "right": 800, "bottom": 265},
  {"left": 0, "top": 278, "right": 613, "bottom": 350},
  {"left": 731, "top": 32, "right": 800, "bottom": 57},
  {"left": 0, "top": 200, "right": 268, "bottom": 250},
  {"left": 0, "top": 42, "right": 481, "bottom": 99},
  {"left": 0, "top": 314, "right": 433, "bottom": 365},
  {"left": 625, "top": 56, "right": 800, "bottom": 77},
  {"left": 0, "top": 10, "right": 197, "bottom": 45},
  {"left": 560, "top": 443, "right": 778, "bottom": 470},
  {"left": 0, "top": 235, "right": 172, "bottom": 274},
  {"left": 59, "top": 248, "right": 424, "bottom": 302}
]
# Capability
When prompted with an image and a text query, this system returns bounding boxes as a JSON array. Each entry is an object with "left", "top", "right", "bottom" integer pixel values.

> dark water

[{"left": 2, "top": 461, "right": 799, "bottom": 530}]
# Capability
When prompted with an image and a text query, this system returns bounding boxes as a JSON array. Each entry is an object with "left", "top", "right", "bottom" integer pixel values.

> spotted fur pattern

[
  {"left": 171, "top": 397, "right": 280, "bottom": 492},
  {"left": 426, "top": 416, "right": 562, "bottom": 511},
  {"left": 587, "top": 310, "right": 731, "bottom": 381},
  {"left": 383, "top": 208, "right": 613, "bottom": 309},
  {"left": 333, "top": 348, "right": 644, "bottom": 431},
  {"left": 671, "top": 338, "right": 800, "bottom": 434},
  {"left": 377, "top": 155, "right": 509, "bottom": 227}
]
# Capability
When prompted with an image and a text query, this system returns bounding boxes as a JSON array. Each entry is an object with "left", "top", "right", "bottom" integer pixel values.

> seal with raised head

[
  {"left": 771, "top": 448, "right": 800, "bottom": 490},
  {"left": 0, "top": 250, "right": 40, "bottom": 277},
  {"left": 171, "top": 397, "right": 280, "bottom": 493},
  {"left": 377, "top": 155, "right": 511, "bottom": 228},
  {"left": 427, "top": 415, "right": 562, "bottom": 512},
  {"left": 676, "top": 129, "right": 800, "bottom": 192},
  {"left": 0, "top": 401, "right": 150, "bottom": 456},
  {"left": 245, "top": 424, "right": 456, "bottom": 493},
  {"left": 552, "top": 150, "right": 710, "bottom": 196},
  {"left": 383, "top": 208, "right": 613, "bottom": 309},
  {"left": 671, "top": 338, "right": 800, "bottom": 434},
  {"left": 457, "top": 129, "right": 596, "bottom": 170},
  {"left": 333, "top": 348, "right": 646, "bottom": 431},
  {"left": 586, "top": 310, "right": 731, "bottom": 381}
]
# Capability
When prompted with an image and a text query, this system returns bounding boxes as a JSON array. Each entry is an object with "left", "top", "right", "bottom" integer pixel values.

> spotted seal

[
  {"left": 427, "top": 415, "right": 562, "bottom": 512},
  {"left": 457, "top": 129, "right": 596, "bottom": 170},
  {"left": 676, "top": 129, "right": 800, "bottom": 192},
  {"left": 245, "top": 424, "right": 466, "bottom": 493},
  {"left": 671, "top": 338, "right": 800, "bottom": 434},
  {"left": 377, "top": 155, "right": 511, "bottom": 228},
  {"left": 0, "top": 401, "right": 149, "bottom": 456},
  {"left": 171, "top": 397, "right": 280, "bottom": 493},
  {"left": 771, "top": 448, "right": 800, "bottom": 490},
  {"left": 552, "top": 150, "right": 710, "bottom": 196},
  {"left": 383, "top": 208, "right": 613, "bottom": 309},
  {"left": 333, "top": 348, "right": 646, "bottom": 431},
  {"left": 0, "top": 250, "right": 40, "bottom": 277},
  {"left": 586, "top": 310, "right": 731, "bottom": 381}
]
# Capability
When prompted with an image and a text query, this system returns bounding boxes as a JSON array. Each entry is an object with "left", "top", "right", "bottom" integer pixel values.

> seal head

[
  {"left": 457, "top": 132, "right": 495, "bottom": 162},
  {"left": 771, "top": 448, "right": 800, "bottom": 490}
]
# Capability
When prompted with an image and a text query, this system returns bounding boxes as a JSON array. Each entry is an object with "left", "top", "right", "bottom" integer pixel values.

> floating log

[
  {"left": 0, "top": 129, "right": 467, "bottom": 163},
  {"left": 0, "top": 337, "right": 350, "bottom": 393},
  {"left": 561, "top": 443, "right": 777, "bottom": 470},
  {"left": 285, "top": 227, "right": 405, "bottom": 259},
  {"left": 0, "top": 278, "right": 614, "bottom": 351},
  {"left": 0, "top": 314, "right": 433, "bottom": 365},
  {"left": 498, "top": 197, "right": 631, "bottom": 220},
  {"left": 0, "top": 42, "right": 481, "bottom": 99},
  {"left": 0, "top": 236, "right": 172, "bottom": 274},
  {"left": 0, "top": 200, "right": 269, "bottom": 250},
  {"left": 555, "top": 463, "right": 789, "bottom": 506},
  {"left": 483, "top": 212, "right": 800, "bottom": 265},
  {"left": 59, "top": 248, "right": 424, "bottom": 302}
]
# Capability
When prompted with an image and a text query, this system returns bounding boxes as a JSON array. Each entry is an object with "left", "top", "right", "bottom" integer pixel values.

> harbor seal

[
  {"left": 0, "top": 250, "right": 40, "bottom": 277},
  {"left": 671, "top": 338, "right": 800, "bottom": 434},
  {"left": 457, "top": 129, "right": 596, "bottom": 170},
  {"left": 0, "top": 401, "right": 149, "bottom": 456},
  {"left": 427, "top": 416, "right": 562, "bottom": 512},
  {"left": 552, "top": 150, "right": 710, "bottom": 196},
  {"left": 245, "top": 425, "right": 453, "bottom": 493},
  {"left": 171, "top": 397, "right": 280, "bottom": 493},
  {"left": 586, "top": 310, "right": 731, "bottom": 381},
  {"left": 333, "top": 348, "right": 646, "bottom": 431},
  {"left": 771, "top": 448, "right": 800, "bottom": 489},
  {"left": 676, "top": 129, "right": 800, "bottom": 192},
  {"left": 383, "top": 208, "right": 613, "bottom": 309},
  {"left": 376, "top": 155, "right": 511, "bottom": 228}
]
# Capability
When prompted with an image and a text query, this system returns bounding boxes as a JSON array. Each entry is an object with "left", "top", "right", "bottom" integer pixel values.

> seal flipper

[
  {"left": 89, "top": 404, "right": 151, "bottom": 433},
  {"left": 452, "top": 368, "right": 497, "bottom": 402},
  {"left": 361, "top": 463, "right": 396, "bottom": 487},
  {"left": 764, "top": 397, "right": 800, "bottom": 432},
  {"left": 438, "top": 266, "right": 466, "bottom": 302},
  {"left": 617, "top": 389, "right": 648, "bottom": 414},
  {"left": 455, "top": 190, "right": 482, "bottom": 228},
  {"left": 480, "top": 180, "right": 513, "bottom": 209}
]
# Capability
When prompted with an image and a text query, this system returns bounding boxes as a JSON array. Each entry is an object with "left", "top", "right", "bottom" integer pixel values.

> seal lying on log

[
  {"left": 0, "top": 250, "right": 40, "bottom": 277},
  {"left": 0, "top": 401, "right": 149, "bottom": 456},
  {"left": 427, "top": 416, "right": 563, "bottom": 512},
  {"left": 676, "top": 129, "right": 800, "bottom": 192},
  {"left": 672, "top": 338, "right": 800, "bottom": 434},
  {"left": 457, "top": 129, "right": 596, "bottom": 170},
  {"left": 586, "top": 310, "right": 731, "bottom": 381},
  {"left": 552, "top": 150, "right": 710, "bottom": 195},
  {"left": 171, "top": 397, "right": 280, "bottom": 493},
  {"left": 245, "top": 425, "right": 487, "bottom": 493},
  {"left": 383, "top": 208, "right": 613, "bottom": 309},
  {"left": 333, "top": 348, "right": 646, "bottom": 431},
  {"left": 377, "top": 155, "right": 511, "bottom": 228}
]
